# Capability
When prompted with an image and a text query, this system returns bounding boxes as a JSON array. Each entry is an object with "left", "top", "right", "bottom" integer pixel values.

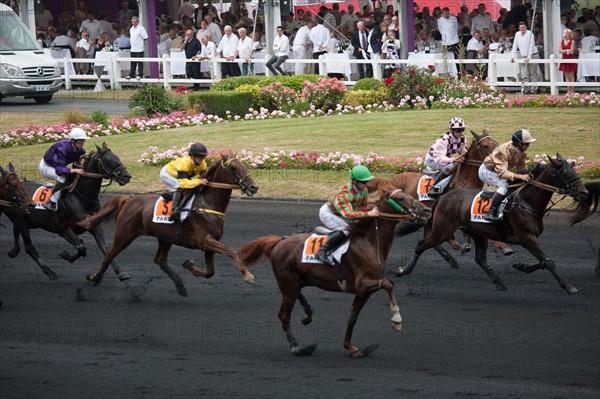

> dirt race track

[{"left": 1, "top": 198, "right": 599, "bottom": 399}]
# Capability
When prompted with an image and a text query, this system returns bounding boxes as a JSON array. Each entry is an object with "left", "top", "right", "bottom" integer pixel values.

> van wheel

[{"left": 34, "top": 95, "right": 53, "bottom": 104}]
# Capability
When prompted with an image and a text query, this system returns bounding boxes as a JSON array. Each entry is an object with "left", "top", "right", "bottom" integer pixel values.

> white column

[{"left": 543, "top": 0, "right": 562, "bottom": 81}]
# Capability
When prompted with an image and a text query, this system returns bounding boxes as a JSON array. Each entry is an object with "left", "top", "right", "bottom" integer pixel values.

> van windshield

[{"left": 0, "top": 11, "right": 39, "bottom": 51}]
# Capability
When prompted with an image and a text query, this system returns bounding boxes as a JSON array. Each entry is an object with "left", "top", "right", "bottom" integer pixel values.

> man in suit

[
  {"left": 351, "top": 21, "right": 369, "bottom": 79},
  {"left": 364, "top": 20, "right": 382, "bottom": 78},
  {"left": 181, "top": 29, "right": 202, "bottom": 90}
]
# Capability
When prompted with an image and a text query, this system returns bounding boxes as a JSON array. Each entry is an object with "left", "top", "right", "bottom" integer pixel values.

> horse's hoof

[
  {"left": 177, "top": 285, "right": 188, "bottom": 297},
  {"left": 448, "top": 259, "right": 460, "bottom": 269},
  {"left": 391, "top": 321, "right": 402, "bottom": 332},
  {"left": 59, "top": 251, "right": 70, "bottom": 261},
  {"left": 564, "top": 284, "right": 578, "bottom": 295},
  {"left": 496, "top": 283, "right": 508, "bottom": 291},
  {"left": 395, "top": 268, "right": 404, "bottom": 277},
  {"left": 117, "top": 272, "right": 130, "bottom": 281},
  {"left": 182, "top": 259, "right": 195, "bottom": 271},
  {"left": 242, "top": 272, "right": 255, "bottom": 285},
  {"left": 7, "top": 249, "right": 18, "bottom": 258},
  {"left": 86, "top": 272, "right": 98, "bottom": 282},
  {"left": 292, "top": 344, "right": 317, "bottom": 356},
  {"left": 301, "top": 315, "right": 312, "bottom": 326},
  {"left": 460, "top": 244, "right": 472, "bottom": 255},
  {"left": 47, "top": 270, "right": 58, "bottom": 280},
  {"left": 502, "top": 247, "right": 514, "bottom": 256}
]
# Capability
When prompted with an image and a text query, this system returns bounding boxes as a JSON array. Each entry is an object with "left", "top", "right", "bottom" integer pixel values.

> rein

[
  {"left": 203, "top": 181, "right": 240, "bottom": 190},
  {"left": 0, "top": 199, "right": 20, "bottom": 207}
]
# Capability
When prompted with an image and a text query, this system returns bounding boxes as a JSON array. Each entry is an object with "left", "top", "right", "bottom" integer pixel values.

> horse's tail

[
  {"left": 566, "top": 181, "right": 600, "bottom": 226},
  {"left": 238, "top": 235, "right": 282, "bottom": 267},
  {"left": 78, "top": 194, "right": 131, "bottom": 230}
]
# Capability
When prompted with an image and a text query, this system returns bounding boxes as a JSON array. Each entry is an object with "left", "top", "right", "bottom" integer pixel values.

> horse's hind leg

[
  {"left": 88, "top": 227, "right": 130, "bottom": 281},
  {"left": 473, "top": 236, "right": 507, "bottom": 291},
  {"left": 12, "top": 223, "right": 57, "bottom": 280},
  {"left": 199, "top": 236, "right": 255, "bottom": 283},
  {"left": 297, "top": 292, "right": 313, "bottom": 325},
  {"left": 433, "top": 245, "right": 460, "bottom": 269},
  {"left": 154, "top": 240, "right": 187, "bottom": 297},
  {"left": 279, "top": 285, "right": 316, "bottom": 355},
  {"left": 182, "top": 250, "right": 216, "bottom": 279},
  {"left": 58, "top": 228, "right": 87, "bottom": 263},
  {"left": 87, "top": 227, "right": 137, "bottom": 285},
  {"left": 7, "top": 225, "right": 21, "bottom": 258}
]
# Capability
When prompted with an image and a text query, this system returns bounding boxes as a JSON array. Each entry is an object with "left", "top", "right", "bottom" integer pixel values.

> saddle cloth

[
  {"left": 470, "top": 191, "right": 508, "bottom": 223},
  {"left": 32, "top": 186, "right": 52, "bottom": 210},
  {"left": 152, "top": 194, "right": 195, "bottom": 224},
  {"left": 417, "top": 175, "right": 435, "bottom": 201},
  {"left": 301, "top": 234, "right": 350, "bottom": 264}
]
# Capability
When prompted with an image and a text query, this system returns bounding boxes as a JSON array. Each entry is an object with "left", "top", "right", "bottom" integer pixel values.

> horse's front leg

[
  {"left": 7, "top": 224, "right": 21, "bottom": 258},
  {"left": 58, "top": 228, "right": 86, "bottom": 263},
  {"left": 344, "top": 295, "right": 379, "bottom": 358},
  {"left": 11, "top": 222, "right": 57, "bottom": 280},
  {"left": 514, "top": 239, "right": 577, "bottom": 295},
  {"left": 88, "top": 227, "right": 129, "bottom": 281},
  {"left": 473, "top": 235, "right": 507, "bottom": 291},
  {"left": 493, "top": 240, "right": 514, "bottom": 256}
]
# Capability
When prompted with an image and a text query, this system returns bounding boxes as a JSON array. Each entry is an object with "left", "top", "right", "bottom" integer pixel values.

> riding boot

[
  {"left": 316, "top": 230, "right": 347, "bottom": 265},
  {"left": 484, "top": 192, "right": 506, "bottom": 222},
  {"left": 43, "top": 181, "right": 66, "bottom": 212},
  {"left": 168, "top": 190, "right": 183, "bottom": 222},
  {"left": 427, "top": 170, "right": 451, "bottom": 197}
]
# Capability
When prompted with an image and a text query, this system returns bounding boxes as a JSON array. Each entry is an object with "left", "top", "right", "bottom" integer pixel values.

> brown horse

[
  {"left": 567, "top": 181, "right": 600, "bottom": 278},
  {"left": 80, "top": 151, "right": 259, "bottom": 296},
  {"left": 396, "top": 154, "right": 589, "bottom": 295},
  {"left": 0, "top": 163, "right": 35, "bottom": 216},
  {"left": 368, "top": 130, "right": 511, "bottom": 268},
  {"left": 238, "top": 188, "right": 431, "bottom": 357}
]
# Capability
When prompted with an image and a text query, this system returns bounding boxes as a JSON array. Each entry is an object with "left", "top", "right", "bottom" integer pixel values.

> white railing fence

[{"left": 57, "top": 53, "right": 600, "bottom": 96}]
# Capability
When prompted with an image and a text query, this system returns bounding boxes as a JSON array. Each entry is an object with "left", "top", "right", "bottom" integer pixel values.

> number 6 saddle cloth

[{"left": 301, "top": 234, "right": 351, "bottom": 264}]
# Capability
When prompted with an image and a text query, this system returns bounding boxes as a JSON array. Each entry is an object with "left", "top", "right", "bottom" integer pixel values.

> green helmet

[{"left": 349, "top": 165, "right": 375, "bottom": 182}]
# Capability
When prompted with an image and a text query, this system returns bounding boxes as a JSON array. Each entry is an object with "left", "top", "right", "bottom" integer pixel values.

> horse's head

[
  {"left": 381, "top": 187, "right": 431, "bottom": 223},
  {"left": 470, "top": 129, "right": 498, "bottom": 159},
  {"left": 0, "top": 163, "right": 35, "bottom": 214},
  {"left": 84, "top": 143, "right": 132, "bottom": 186},
  {"left": 220, "top": 151, "right": 259, "bottom": 196},
  {"left": 548, "top": 153, "right": 588, "bottom": 202}
]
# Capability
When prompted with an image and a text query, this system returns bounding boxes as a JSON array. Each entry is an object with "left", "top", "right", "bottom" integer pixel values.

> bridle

[
  {"left": 549, "top": 160, "right": 583, "bottom": 199},
  {"left": 220, "top": 158, "right": 254, "bottom": 194},
  {"left": 0, "top": 172, "right": 30, "bottom": 211},
  {"left": 83, "top": 149, "right": 129, "bottom": 182},
  {"left": 379, "top": 189, "right": 429, "bottom": 222}
]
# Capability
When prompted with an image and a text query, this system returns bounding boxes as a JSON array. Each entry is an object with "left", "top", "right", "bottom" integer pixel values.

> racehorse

[
  {"left": 396, "top": 154, "right": 589, "bottom": 295},
  {"left": 0, "top": 163, "right": 35, "bottom": 217},
  {"left": 80, "top": 151, "right": 259, "bottom": 297},
  {"left": 567, "top": 181, "right": 600, "bottom": 278},
  {"left": 367, "top": 130, "right": 511, "bottom": 268},
  {"left": 2, "top": 143, "right": 131, "bottom": 280},
  {"left": 238, "top": 188, "right": 431, "bottom": 357}
]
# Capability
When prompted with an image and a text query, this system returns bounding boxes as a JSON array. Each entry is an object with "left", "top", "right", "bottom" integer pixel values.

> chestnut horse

[
  {"left": 0, "top": 163, "right": 35, "bottom": 217},
  {"left": 2, "top": 144, "right": 131, "bottom": 280},
  {"left": 80, "top": 151, "right": 259, "bottom": 297},
  {"left": 396, "top": 154, "right": 589, "bottom": 294},
  {"left": 238, "top": 188, "right": 431, "bottom": 357},
  {"left": 367, "top": 130, "right": 510, "bottom": 268}
]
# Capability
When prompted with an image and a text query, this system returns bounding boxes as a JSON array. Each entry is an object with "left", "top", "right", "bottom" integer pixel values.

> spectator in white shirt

[
  {"left": 309, "top": 13, "right": 330, "bottom": 74},
  {"left": 217, "top": 25, "right": 241, "bottom": 77},
  {"left": 75, "top": 32, "right": 93, "bottom": 74},
  {"left": 511, "top": 21, "right": 541, "bottom": 93},
  {"left": 292, "top": 19, "right": 313, "bottom": 75},
  {"left": 80, "top": 10, "right": 102, "bottom": 41},
  {"left": 206, "top": 15, "right": 222, "bottom": 45},
  {"left": 438, "top": 7, "right": 460, "bottom": 56},
  {"left": 236, "top": 27, "right": 254, "bottom": 76},
  {"left": 471, "top": 3, "right": 495, "bottom": 35},
  {"left": 266, "top": 26, "right": 290, "bottom": 76},
  {"left": 128, "top": 16, "right": 148, "bottom": 79}
]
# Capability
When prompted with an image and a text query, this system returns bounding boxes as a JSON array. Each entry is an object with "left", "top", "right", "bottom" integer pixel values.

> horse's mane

[
  {"left": 202, "top": 157, "right": 222, "bottom": 182},
  {"left": 348, "top": 192, "right": 389, "bottom": 238},
  {"left": 529, "top": 162, "right": 547, "bottom": 178},
  {"left": 567, "top": 181, "right": 600, "bottom": 226}
]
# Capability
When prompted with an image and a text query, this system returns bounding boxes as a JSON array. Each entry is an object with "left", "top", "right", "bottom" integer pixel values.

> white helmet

[
  {"left": 448, "top": 117, "right": 466, "bottom": 130},
  {"left": 68, "top": 128, "right": 88, "bottom": 141}
]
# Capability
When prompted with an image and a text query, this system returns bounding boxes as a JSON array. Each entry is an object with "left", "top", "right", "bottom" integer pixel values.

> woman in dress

[{"left": 558, "top": 29, "right": 577, "bottom": 95}]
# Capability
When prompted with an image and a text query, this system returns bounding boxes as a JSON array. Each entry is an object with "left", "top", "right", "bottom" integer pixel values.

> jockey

[
  {"left": 426, "top": 117, "right": 467, "bottom": 197},
  {"left": 478, "top": 129, "right": 535, "bottom": 221},
  {"left": 159, "top": 142, "right": 209, "bottom": 221},
  {"left": 38, "top": 128, "right": 88, "bottom": 211},
  {"left": 316, "top": 165, "right": 379, "bottom": 265}
]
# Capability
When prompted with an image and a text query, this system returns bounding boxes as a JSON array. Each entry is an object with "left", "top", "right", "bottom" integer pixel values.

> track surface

[{"left": 1, "top": 198, "right": 599, "bottom": 399}]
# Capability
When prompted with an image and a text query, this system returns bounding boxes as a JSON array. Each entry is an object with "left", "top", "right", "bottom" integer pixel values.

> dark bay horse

[
  {"left": 238, "top": 188, "right": 431, "bottom": 357},
  {"left": 367, "top": 130, "right": 511, "bottom": 267},
  {"left": 80, "top": 151, "right": 259, "bottom": 297},
  {"left": 396, "top": 154, "right": 589, "bottom": 295},
  {"left": 0, "top": 163, "right": 35, "bottom": 217},
  {"left": 3, "top": 143, "right": 131, "bottom": 280},
  {"left": 567, "top": 181, "right": 600, "bottom": 278}
]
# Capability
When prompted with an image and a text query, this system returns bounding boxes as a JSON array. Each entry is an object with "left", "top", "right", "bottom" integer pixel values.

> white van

[{"left": 0, "top": 3, "right": 62, "bottom": 103}]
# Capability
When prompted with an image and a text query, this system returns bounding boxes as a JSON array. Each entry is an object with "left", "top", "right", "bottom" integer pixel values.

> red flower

[
  {"left": 428, "top": 65, "right": 435, "bottom": 71},
  {"left": 384, "top": 77, "right": 395, "bottom": 86},
  {"left": 409, "top": 69, "right": 416, "bottom": 76},
  {"left": 435, "top": 77, "right": 443, "bottom": 84}
]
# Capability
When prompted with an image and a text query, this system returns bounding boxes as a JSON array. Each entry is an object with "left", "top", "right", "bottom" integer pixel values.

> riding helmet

[
  {"left": 511, "top": 129, "right": 536, "bottom": 144},
  {"left": 189, "top": 143, "right": 208, "bottom": 157},
  {"left": 448, "top": 117, "right": 466, "bottom": 130},
  {"left": 349, "top": 165, "right": 375, "bottom": 182},
  {"left": 68, "top": 128, "right": 88, "bottom": 141}
]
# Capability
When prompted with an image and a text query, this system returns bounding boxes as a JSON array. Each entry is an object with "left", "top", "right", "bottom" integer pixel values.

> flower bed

[{"left": 138, "top": 146, "right": 600, "bottom": 179}]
